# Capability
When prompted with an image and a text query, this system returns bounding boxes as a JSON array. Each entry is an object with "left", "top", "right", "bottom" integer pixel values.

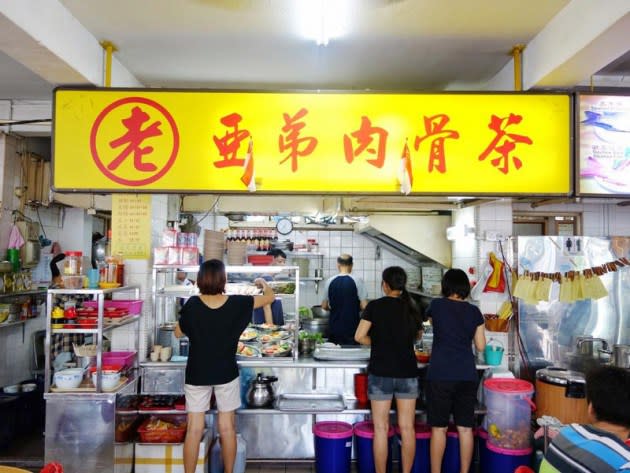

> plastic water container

[
  {"left": 209, "top": 433, "right": 247, "bottom": 473},
  {"left": 443, "top": 425, "right": 461, "bottom": 473},
  {"left": 313, "top": 421, "right": 353, "bottom": 473},
  {"left": 354, "top": 421, "right": 395, "bottom": 473},
  {"left": 483, "top": 442, "right": 532, "bottom": 472},
  {"left": 395, "top": 422, "right": 431, "bottom": 473},
  {"left": 484, "top": 379, "right": 535, "bottom": 450},
  {"left": 476, "top": 428, "right": 489, "bottom": 470}
]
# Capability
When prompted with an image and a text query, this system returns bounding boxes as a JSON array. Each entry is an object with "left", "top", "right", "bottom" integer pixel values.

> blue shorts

[{"left": 368, "top": 374, "right": 419, "bottom": 401}]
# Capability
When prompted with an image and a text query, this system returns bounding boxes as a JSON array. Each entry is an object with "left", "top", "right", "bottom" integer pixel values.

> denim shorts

[{"left": 368, "top": 374, "right": 419, "bottom": 401}]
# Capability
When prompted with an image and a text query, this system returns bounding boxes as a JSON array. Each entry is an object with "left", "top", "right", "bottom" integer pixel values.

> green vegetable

[{"left": 299, "top": 331, "right": 323, "bottom": 343}]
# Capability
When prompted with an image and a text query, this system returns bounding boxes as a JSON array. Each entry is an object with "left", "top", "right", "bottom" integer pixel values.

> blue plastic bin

[
  {"left": 354, "top": 421, "right": 395, "bottom": 473},
  {"left": 483, "top": 441, "right": 532, "bottom": 473},
  {"left": 313, "top": 421, "right": 353, "bottom": 473},
  {"left": 395, "top": 422, "right": 431, "bottom": 473}
]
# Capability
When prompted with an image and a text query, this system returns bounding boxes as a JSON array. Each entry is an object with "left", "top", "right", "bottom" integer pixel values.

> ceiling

[
  {"left": 1, "top": 0, "right": 629, "bottom": 103},
  {"left": 0, "top": 0, "right": 629, "bottom": 213}
]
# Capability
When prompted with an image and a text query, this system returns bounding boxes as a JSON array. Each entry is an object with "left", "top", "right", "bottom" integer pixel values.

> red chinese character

[
  {"left": 108, "top": 106, "right": 162, "bottom": 172},
  {"left": 279, "top": 108, "right": 318, "bottom": 172},
  {"left": 343, "top": 116, "right": 388, "bottom": 168},
  {"left": 414, "top": 114, "right": 459, "bottom": 173},
  {"left": 478, "top": 114, "right": 533, "bottom": 174},
  {"left": 213, "top": 113, "right": 250, "bottom": 168}
]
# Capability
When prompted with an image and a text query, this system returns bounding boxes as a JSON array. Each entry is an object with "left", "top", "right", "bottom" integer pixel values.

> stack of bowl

[{"left": 204, "top": 230, "right": 225, "bottom": 261}]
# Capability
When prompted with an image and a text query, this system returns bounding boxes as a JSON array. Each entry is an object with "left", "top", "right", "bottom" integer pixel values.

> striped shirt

[{"left": 540, "top": 424, "right": 630, "bottom": 473}]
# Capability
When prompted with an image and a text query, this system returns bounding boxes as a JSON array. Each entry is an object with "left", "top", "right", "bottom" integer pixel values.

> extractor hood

[{"left": 355, "top": 215, "right": 451, "bottom": 268}]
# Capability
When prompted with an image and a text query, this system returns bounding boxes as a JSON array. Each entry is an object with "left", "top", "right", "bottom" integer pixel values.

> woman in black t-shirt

[
  {"left": 175, "top": 259, "right": 274, "bottom": 473},
  {"left": 355, "top": 266, "right": 423, "bottom": 473}
]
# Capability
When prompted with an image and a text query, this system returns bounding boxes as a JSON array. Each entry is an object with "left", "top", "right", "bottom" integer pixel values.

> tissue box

[
  {"left": 115, "top": 442, "right": 134, "bottom": 473},
  {"left": 135, "top": 431, "right": 210, "bottom": 473}
]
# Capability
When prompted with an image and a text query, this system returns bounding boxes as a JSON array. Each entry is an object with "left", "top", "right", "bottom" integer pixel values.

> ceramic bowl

[
  {"left": 92, "top": 370, "right": 121, "bottom": 390},
  {"left": 21, "top": 383, "right": 37, "bottom": 392},
  {"left": 54, "top": 368, "right": 84, "bottom": 389},
  {"left": 3, "top": 385, "right": 20, "bottom": 394}
]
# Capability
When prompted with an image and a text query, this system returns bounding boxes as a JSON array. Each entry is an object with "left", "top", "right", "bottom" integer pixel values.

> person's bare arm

[
  {"left": 263, "top": 304, "right": 273, "bottom": 325},
  {"left": 359, "top": 298, "right": 368, "bottom": 311},
  {"left": 474, "top": 324, "right": 486, "bottom": 352},
  {"left": 252, "top": 278, "right": 275, "bottom": 309},
  {"left": 354, "top": 319, "right": 372, "bottom": 345},
  {"left": 174, "top": 322, "right": 184, "bottom": 338},
  {"left": 321, "top": 300, "right": 330, "bottom": 310}
]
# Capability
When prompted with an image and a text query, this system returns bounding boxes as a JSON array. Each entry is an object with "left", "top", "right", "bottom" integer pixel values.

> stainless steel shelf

[
  {"left": 0, "top": 320, "right": 26, "bottom": 330},
  {"left": 51, "top": 314, "right": 141, "bottom": 334}
]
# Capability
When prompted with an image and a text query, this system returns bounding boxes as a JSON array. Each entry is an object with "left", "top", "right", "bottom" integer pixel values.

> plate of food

[
  {"left": 251, "top": 323, "right": 279, "bottom": 332},
  {"left": 239, "top": 328, "right": 259, "bottom": 342},
  {"left": 236, "top": 342, "right": 261, "bottom": 359},
  {"left": 261, "top": 341, "right": 293, "bottom": 357},
  {"left": 259, "top": 331, "right": 290, "bottom": 344}
]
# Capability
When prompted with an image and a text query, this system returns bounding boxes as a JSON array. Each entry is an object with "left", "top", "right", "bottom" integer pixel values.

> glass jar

[{"left": 64, "top": 251, "right": 83, "bottom": 275}]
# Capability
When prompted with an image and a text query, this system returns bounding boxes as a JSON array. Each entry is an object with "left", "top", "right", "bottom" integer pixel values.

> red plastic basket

[
  {"left": 83, "top": 300, "right": 144, "bottom": 314},
  {"left": 247, "top": 255, "right": 274, "bottom": 266},
  {"left": 137, "top": 415, "right": 187, "bottom": 443}
]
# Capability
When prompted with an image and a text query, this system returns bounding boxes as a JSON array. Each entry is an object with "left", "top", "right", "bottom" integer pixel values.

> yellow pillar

[
  {"left": 99, "top": 41, "right": 118, "bottom": 87},
  {"left": 511, "top": 44, "right": 526, "bottom": 91}
]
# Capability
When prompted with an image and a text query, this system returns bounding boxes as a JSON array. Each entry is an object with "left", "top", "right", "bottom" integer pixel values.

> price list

[{"left": 111, "top": 194, "right": 152, "bottom": 259}]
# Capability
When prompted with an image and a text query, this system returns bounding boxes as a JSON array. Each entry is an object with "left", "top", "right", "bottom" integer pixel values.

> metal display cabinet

[
  {"left": 43, "top": 285, "right": 141, "bottom": 473},
  {"left": 142, "top": 264, "right": 300, "bottom": 394}
]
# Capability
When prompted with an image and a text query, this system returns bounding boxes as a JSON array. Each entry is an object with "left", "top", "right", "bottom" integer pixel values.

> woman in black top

[
  {"left": 175, "top": 259, "right": 274, "bottom": 473},
  {"left": 355, "top": 266, "right": 423, "bottom": 473},
  {"left": 425, "top": 268, "right": 485, "bottom": 473}
]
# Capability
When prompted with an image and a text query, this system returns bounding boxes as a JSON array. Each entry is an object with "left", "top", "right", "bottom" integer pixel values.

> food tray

[
  {"left": 103, "top": 351, "right": 136, "bottom": 369},
  {"left": 275, "top": 393, "right": 345, "bottom": 412},
  {"left": 84, "top": 299, "right": 143, "bottom": 314},
  {"left": 137, "top": 415, "right": 187, "bottom": 443},
  {"left": 313, "top": 347, "right": 371, "bottom": 361}
]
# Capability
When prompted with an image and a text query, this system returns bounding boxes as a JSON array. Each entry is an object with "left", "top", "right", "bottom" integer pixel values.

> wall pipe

[
  {"left": 99, "top": 41, "right": 117, "bottom": 88},
  {"left": 511, "top": 44, "right": 525, "bottom": 91}
]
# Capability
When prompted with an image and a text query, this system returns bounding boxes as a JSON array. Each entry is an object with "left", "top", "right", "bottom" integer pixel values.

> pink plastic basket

[
  {"left": 83, "top": 300, "right": 144, "bottom": 314},
  {"left": 103, "top": 351, "right": 136, "bottom": 369}
]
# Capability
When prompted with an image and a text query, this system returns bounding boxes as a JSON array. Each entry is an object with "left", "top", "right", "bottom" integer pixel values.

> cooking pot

[
  {"left": 302, "top": 318, "right": 329, "bottom": 338},
  {"left": 611, "top": 344, "right": 630, "bottom": 368},
  {"left": 246, "top": 373, "right": 278, "bottom": 408},
  {"left": 535, "top": 367, "right": 589, "bottom": 424},
  {"left": 310, "top": 305, "right": 330, "bottom": 319},
  {"left": 576, "top": 337, "right": 609, "bottom": 357}
]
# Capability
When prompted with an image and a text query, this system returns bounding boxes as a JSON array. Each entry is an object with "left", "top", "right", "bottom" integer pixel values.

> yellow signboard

[
  {"left": 111, "top": 194, "right": 152, "bottom": 259},
  {"left": 53, "top": 89, "right": 571, "bottom": 195}
]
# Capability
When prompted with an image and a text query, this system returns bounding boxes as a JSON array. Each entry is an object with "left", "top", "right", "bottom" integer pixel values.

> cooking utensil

[
  {"left": 611, "top": 344, "right": 630, "bottom": 368},
  {"left": 576, "top": 337, "right": 609, "bottom": 357},
  {"left": 246, "top": 373, "right": 278, "bottom": 408},
  {"left": 310, "top": 305, "right": 330, "bottom": 318}
]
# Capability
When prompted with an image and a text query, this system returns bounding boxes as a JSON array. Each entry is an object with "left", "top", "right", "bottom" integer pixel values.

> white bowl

[
  {"left": 21, "top": 383, "right": 37, "bottom": 392},
  {"left": 92, "top": 370, "right": 121, "bottom": 390},
  {"left": 3, "top": 385, "right": 20, "bottom": 394},
  {"left": 54, "top": 368, "right": 84, "bottom": 389}
]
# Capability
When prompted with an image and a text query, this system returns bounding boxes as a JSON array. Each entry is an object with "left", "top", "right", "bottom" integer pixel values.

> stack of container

[{"left": 482, "top": 379, "right": 535, "bottom": 472}]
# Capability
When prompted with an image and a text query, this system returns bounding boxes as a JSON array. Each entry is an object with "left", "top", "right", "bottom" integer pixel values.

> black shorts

[{"left": 425, "top": 380, "right": 478, "bottom": 428}]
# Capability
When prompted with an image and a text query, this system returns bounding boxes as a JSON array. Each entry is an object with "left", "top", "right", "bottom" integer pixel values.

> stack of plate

[
  {"left": 203, "top": 230, "right": 225, "bottom": 261},
  {"left": 227, "top": 241, "right": 247, "bottom": 265}
]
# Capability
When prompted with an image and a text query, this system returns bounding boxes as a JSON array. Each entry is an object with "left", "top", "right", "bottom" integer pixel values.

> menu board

[
  {"left": 111, "top": 194, "right": 152, "bottom": 259},
  {"left": 578, "top": 94, "right": 630, "bottom": 196}
]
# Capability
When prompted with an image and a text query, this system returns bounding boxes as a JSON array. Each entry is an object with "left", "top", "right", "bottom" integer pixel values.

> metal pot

[
  {"left": 246, "top": 373, "right": 278, "bottom": 408},
  {"left": 310, "top": 305, "right": 330, "bottom": 319},
  {"left": 302, "top": 318, "right": 329, "bottom": 338},
  {"left": 576, "top": 337, "right": 609, "bottom": 357},
  {"left": 611, "top": 344, "right": 630, "bottom": 368}
]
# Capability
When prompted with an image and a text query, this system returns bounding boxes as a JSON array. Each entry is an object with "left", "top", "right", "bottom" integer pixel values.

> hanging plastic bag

[
  {"left": 559, "top": 275, "right": 571, "bottom": 303},
  {"left": 535, "top": 275, "right": 553, "bottom": 302},
  {"left": 483, "top": 252, "right": 506, "bottom": 293}
]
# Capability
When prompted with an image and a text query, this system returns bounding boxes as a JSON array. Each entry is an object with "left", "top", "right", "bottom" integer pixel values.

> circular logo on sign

[{"left": 90, "top": 97, "right": 179, "bottom": 187}]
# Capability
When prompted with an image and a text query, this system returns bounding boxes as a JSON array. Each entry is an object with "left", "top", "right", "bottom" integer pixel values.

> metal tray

[
  {"left": 312, "top": 347, "right": 371, "bottom": 361},
  {"left": 275, "top": 393, "right": 345, "bottom": 411}
]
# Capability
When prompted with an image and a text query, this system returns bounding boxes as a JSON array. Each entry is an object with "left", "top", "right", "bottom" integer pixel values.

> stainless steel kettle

[{"left": 246, "top": 373, "right": 278, "bottom": 408}]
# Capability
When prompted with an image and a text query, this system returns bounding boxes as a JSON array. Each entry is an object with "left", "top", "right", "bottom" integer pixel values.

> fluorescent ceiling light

[{"left": 296, "top": 0, "right": 354, "bottom": 46}]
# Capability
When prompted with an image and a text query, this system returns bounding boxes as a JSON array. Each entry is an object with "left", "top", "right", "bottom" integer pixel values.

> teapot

[{"left": 246, "top": 373, "right": 278, "bottom": 408}]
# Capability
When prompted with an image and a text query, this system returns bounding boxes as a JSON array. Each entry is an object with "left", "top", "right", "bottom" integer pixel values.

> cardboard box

[
  {"left": 115, "top": 442, "right": 134, "bottom": 473},
  {"left": 135, "top": 430, "right": 210, "bottom": 473}
]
